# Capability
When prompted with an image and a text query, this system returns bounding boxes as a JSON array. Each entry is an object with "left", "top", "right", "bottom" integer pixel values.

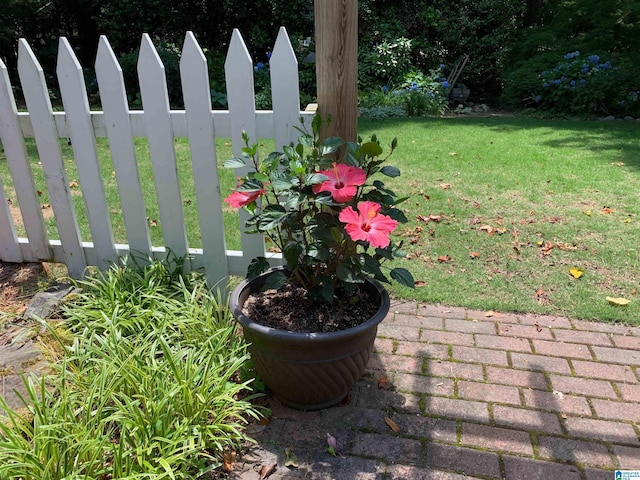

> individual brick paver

[
  {"left": 461, "top": 422, "right": 533, "bottom": 455},
  {"left": 492, "top": 405, "right": 563, "bottom": 435},
  {"left": 426, "top": 443, "right": 502, "bottom": 478},
  {"left": 536, "top": 436, "right": 613, "bottom": 467},
  {"left": 572, "top": 359, "right": 638, "bottom": 383},
  {"left": 475, "top": 333, "right": 532, "bottom": 352},
  {"left": 236, "top": 305, "right": 640, "bottom": 479},
  {"left": 552, "top": 329, "right": 613, "bottom": 347},
  {"left": 532, "top": 338, "right": 593, "bottom": 359},
  {"left": 485, "top": 366, "right": 548, "bottom": 389},
  {"left": 394, "top": 340, "right": 450, "bottom": 360},
  {"left": 549, "top": 374, "right": 618, "bottom": 398},
  {"left": 452, "top": 345, "right": 509, "bottom": 366},
  {"left": 502, "top": 455, "right": 582, "bottom": 479},
  {"left": 458, "top": 380, "right": 521, "bottom": 405},
  {"left": 613, "top": 445, "right": 640, "bottom": 469},
  {"left": 510, "top": 352, "right": 572, "bottom": 374}
]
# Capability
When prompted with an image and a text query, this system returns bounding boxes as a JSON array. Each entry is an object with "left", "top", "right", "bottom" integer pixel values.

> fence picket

[
  {"left": 271, "top": 27, "right": 301, "bottom": 148},
  {"left": 137, "top": 34, "right": 189, "bottom": 261},
  {"left": 0, "top": 58, "right": 49, "bottom": 261},
  {"left": 95, "top": 36, "right": 152, "bottom": 257},
  {"left": 225, "top": 29, "right": 266, "bottom": 275},
  {"left": 57, "top": 37, "right": 117, "bottom": 269},
  {"left": 17, "top": 39, "right": 87, "bottom": 277},
  {"left": 180, "top": 32, "right": 229, "bottom": 286},
  {"left": 0, "top": 178, "right": 22, "bottom": 262}
]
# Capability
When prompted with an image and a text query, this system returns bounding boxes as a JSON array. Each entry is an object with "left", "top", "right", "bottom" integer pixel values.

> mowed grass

[
  {"left": 1, "top": 115, "right": 639, "bottom": 323},
  {"left": 358, "top": 116, "right": 640, "bottom": 324}
]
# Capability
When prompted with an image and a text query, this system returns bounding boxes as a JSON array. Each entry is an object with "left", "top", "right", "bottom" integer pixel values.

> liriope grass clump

[{"left": 0, "top": 256, "right": 263, "bottom": 479}]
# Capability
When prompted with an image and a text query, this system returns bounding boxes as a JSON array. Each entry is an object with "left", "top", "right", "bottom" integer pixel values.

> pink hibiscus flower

[
  {"left": 338, "top": 201, "right": 398, "bottom": 248},
  {"left": 312, "top": 163, "right": 366, "bottom": 203},
  {"left": 224, "top": 189, "right": 265, "bottom": 208}
]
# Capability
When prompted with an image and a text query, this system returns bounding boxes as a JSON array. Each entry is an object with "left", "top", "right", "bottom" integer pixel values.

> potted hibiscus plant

[{"left": 225, "top": 116, "right": 414, "bottom": 410}]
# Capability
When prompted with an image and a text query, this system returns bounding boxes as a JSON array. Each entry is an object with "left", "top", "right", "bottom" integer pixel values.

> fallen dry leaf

[
  {"left": 284, "top": 448, "right": 299, "bottom": 468},
  {"left": 259, "top": 464, "right": 278, "bottom": 479},
  {"left": 606, "top": 297, "right": 630, "bottom": 306},
  {"left": 535, "top": 321, "right": 542, "bottom": 333},
  {"left": 437, "top": 255, "right": 452, "bottom": 263},
  {"left": 569, "top": 267, "right": 584, "bottom": 279},
  {"left": 377, "top": 375, "right": 389, "bottom": 389},
  {"left": 439, "top": 183, "right": 451, "bottom": 190},
  {"left": 600, "top": 206, "right": 614, "bottom": 214},
  {"left": 469, "top": 251, "right": 480, "bottom": 259},
  {"left": 68, "top": 181, "right": 79, "bottom": 188},
  {"left": 221, "top": 450, "right": 236, "bottom": 473},
  {"left": 384, "top": 417, "right": 401, "bottom": 433},
  {"left": 414, "top": 280, "right": 427, "bottom": 287},
  {"left": 449, "top": 152, "right": 458, "bottom": 156}
]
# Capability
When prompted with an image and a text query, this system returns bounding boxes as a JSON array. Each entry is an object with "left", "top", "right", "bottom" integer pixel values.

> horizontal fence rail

[{"left": 0, "top": 27, "right": 314, "bottom": 286}]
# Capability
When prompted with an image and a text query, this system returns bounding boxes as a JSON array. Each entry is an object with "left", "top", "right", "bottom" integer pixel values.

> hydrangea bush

[
  {"left": 224, "top": 116, "right": 414, "bottom": 303},
  {"left": 359, "top": 65, "right": 450, "bottom": 118},
  {"left": 531, "top": 51, "right": 640, "bottom": 116}
]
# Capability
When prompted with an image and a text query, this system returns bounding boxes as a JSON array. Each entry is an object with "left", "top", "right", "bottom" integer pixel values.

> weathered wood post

[{"left": 314, "top": 0, "right": 358, "bottom": 142}]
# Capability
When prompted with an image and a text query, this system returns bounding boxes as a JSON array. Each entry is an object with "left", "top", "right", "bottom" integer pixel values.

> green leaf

[
  {"left": 237, "top": 178, "right": 264, "bottom": 191},
  {"left": 310, "top": 277, "right": 334, "bottom": 303},
  {"left": 263, "top": 271, "right": 288, "bottom": 290},
  {"left": 305, "top": 173, "right": 330, "bottom": 186},
  {"left": 283, "top": 145, "right": 299, "bottom": 160},
  {"left": 380, "top": 166, "right": 401, "bottom": 177},
  {"left": 391, "top": 137, "right": 398, "bottom": 150},
  {"left": 247, "top": 257, "right": 271, "bottom": 278},
  {"left": 311, "top": 114, "right": 322, "bottom": 134},
  {"left": 390, "top": 268, "right": 415, "bottom": 288},
  {"left": 337, "top": 263, "right": 363, "bottom": 283},
  {"left": 271, "top": 172, "right": 295, "bottom": 190},
  {"left": 283, "top": 242, "right": 302, "bottom": 269},
  {"left": 361, "top": 141, "right": 383, "bottom": 158},
  {"left": 257, "top": 205, "right": 287, "bottom": 230},
  {"left": 387, "top": 208, "right": 408, "bottom": 223},
  {"left": 223, "top": 157, "right": 246, "bottom": 169}
]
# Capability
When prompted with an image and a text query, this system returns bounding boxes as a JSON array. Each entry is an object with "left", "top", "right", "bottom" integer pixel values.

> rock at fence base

[
  {"left": 473, "top": 104, "right": 490, "bottom": 113},
  {"left": 624, "top": 116, "right": 635, "bottom": 122},
  {"left": 23, "top": 284, "right": 78, "bottom": 321},
  {"left": 600, "top": 115, "right": 616, "bottom": 121}
]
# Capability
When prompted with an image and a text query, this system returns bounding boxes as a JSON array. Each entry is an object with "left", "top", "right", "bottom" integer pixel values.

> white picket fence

[{"left": 0, "top": 27, "right": 314, "bottom": 286}]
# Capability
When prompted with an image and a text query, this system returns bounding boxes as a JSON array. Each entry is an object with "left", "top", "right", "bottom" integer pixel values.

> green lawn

[
  {"left": 358, "top": 116, "right": 640, "bottom": 324},
  {"left": 1, "top": 115, "right": 639, "bottom": 323}
]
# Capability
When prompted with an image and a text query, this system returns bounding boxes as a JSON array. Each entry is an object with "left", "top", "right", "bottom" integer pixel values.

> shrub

[
  {"left": 0, "top": 256, "right": 263, "bottom": 479},
  {"left": 526, "top": 51, "right": 640, "bottom": 116}
]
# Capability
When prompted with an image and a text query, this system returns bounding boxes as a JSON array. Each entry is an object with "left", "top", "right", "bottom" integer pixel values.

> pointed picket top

[
  {"left": 224, "top": 29, "right": 265, "bottom": 272},
  {"left": 180, "top": 31, "right": 229, "bottom": 286},
  {"left": 138, "top": 34, "right": 189, "bottom": 259},
  {"left": 57, "top": 37, "right": 116, "bottom": 269},
  {"left": 270, "top": 26, "right": 301, "bottom": 148},
  {"left": 0, "top": 57, "right": 49, "bottom": 260},
  {"left": 225, "top": 29, "right": 257, "bottom": 145},
  {"left": 18, "top": 38, "right": 86, "bottom": 277},
  {"left": 95, "top": 35, "right": 151, "bottom": 257}
]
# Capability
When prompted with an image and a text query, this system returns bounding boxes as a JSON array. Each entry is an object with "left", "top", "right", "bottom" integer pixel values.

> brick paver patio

[{"left": 233, "top": 300, "right": 640, "bottom": 479}]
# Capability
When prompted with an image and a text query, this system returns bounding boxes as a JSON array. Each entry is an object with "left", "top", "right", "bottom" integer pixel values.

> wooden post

[{"left": 314, "top": 0, "right": 358, "bottom": 142}]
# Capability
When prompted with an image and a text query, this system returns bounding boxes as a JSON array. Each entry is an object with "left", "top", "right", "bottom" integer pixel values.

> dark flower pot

[{"left": 230, "top": 267, "right": 390, "bottom": 410}]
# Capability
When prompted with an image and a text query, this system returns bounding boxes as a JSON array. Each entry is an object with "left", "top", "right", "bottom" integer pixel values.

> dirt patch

[{"left": 0, "top": 262, "right": 46, "bottom": 319}]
